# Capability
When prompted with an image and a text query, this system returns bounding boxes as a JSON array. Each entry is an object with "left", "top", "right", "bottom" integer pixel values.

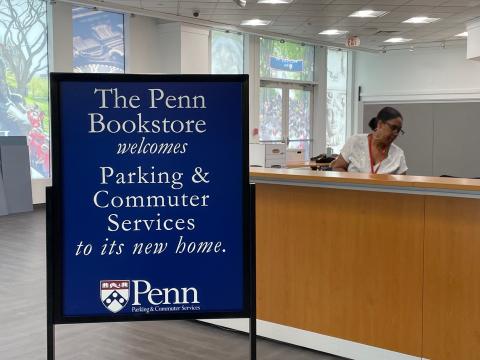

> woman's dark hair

[{"left": 368, "top": 107, "right": 403, "bottom": 130}]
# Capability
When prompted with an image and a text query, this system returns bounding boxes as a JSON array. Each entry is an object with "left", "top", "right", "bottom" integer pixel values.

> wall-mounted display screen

[
  {"left": 73, "top": 7, "right": 125, "bottom": 74},
  {"left": 0, "top": 0, "right": 49, "bottom": 178}
]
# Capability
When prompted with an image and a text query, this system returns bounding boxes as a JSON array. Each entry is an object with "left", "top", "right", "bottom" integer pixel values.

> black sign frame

[{"left": 48, "top": 73, "right": 251, "bottom": 325}]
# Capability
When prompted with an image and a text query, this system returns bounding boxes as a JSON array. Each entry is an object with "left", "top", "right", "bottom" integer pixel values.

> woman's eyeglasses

[{"left": 385, "top": 122, "right": 405, "bottom": 136}]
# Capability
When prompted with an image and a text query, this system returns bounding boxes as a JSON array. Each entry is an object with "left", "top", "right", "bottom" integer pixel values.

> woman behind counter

[{"left": 331, "top": 106, "right": 408, "bottom": 174}]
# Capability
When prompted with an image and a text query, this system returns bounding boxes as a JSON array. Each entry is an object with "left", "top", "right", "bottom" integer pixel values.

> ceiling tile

[
  {"left": 291, "top": 0, "right": 332, "bottom": 3},
  {"left": 333, "top": 18, "right": 372, "bottom": 26},
  {"left": 329, "top": 0, "right": 371, "bottom": 4},
  {"left": 273, "top": 16, "right": 311, "bottom": 25},
  {"left": 210, "top": 14, "right": 259, "bottom": 21},
  {"left": 433, "top": 5, "right": 471, "bottom": 12},
  {"left": 214, "top": 2, "right": 243, "bottom": 8},
  {"left": 446, "top": 13, "right": 479, "bottom": 22},
  {"left": 117, "top": 0, "right": 142, "bottom": 6},
  {"left": 305, "top": 16, "right": 344, "bottom": 25},
  {"left": 454, "top": 7, "right": 480, "bottom": 17},
  {"left": 374, "top": 11, "right": 414, "bottom": 21},
  {"left": 80, "top": 0, "right": 474, "bottom": 50},
  {"left": 439, "top": 0, "right": 480, "bottom": 5},
  {"left": 267, "top": 25, "right": 300, "bottom": 32},
  {"left": 366, "top": 0, "right": 411, "bottom": 5},
  {"left": 354, "top": 5, "right": 400, "bottom": 11},
  {"left": 364, "top": 20, "right": 412, "bottom": 29},
  {"left": 322, "top": 4, "right": 366, "bottom": 11},
  {"left": 406, "top": 0, "right": 444, "bottom": 5},
  {"left": 179, "top": 2, "right": 218, "bottom": 9},
  {"left": 394, "top": 5, "right": 436, "bottom": 12},
  {"left": 290, "top": 3, "right": 331, "bottom": 10},
  {"left": 142, "top": 5, "right": 179, "bottom": 10}
]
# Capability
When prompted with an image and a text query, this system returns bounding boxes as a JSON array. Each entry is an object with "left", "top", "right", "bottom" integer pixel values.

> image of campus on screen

[
  {"left": 0, "top": 2, "right": 126, "bottom": 179},
  {"left": 0, "top": 0, "right": 49, "bottom": 179},
  {"left": 73, "top": 7, "right": 125, "bottom": 74}
]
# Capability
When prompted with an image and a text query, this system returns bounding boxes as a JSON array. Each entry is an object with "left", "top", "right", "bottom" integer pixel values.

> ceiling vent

[
  {"left": 375, "top": 30, "right": 400, "bottom": 36},
  {"left": 233, "top": 0, "right": 247, "bottom": 7}
]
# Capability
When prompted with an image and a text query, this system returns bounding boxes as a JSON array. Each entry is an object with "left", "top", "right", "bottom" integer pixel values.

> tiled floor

[{"left": 0, "top": 207, "right": 346, "bottom": 360}]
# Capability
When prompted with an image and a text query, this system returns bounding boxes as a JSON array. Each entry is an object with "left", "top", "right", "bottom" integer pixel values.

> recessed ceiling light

[
  {"left": 456, "top": 32, "right": 468, "bottom": 37},
  {"left": 241, "top": 19, "right": 271, "bottom": 26},
  {"left": 318, "top": 29, "right": 348, "bottom": 36},
  {"left": 384, "top": 37, "right": 412, "bottom": 43},
  {"left": 257, "top": 0, "right": 293, "bottom": 3},
  {"left": 349, "top": 10, "right": 388, "bottom": 18},
  {"left": 403, "top": 17, "right": 440, "bottom": 24}
]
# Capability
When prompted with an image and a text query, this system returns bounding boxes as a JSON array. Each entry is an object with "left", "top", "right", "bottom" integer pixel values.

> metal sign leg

[
  {"left": 46, "top": 186, "right": 55, "bottom": 360},
  {"left": 249, "top": 183, "right": 257, "bottom": 360}
]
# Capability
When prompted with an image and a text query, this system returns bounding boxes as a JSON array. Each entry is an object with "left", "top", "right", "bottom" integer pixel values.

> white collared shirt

[{"left": 340, "top": 134, "right": 408, "bottom": 174}]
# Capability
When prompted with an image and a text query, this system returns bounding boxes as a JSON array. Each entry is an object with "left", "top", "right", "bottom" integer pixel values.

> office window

[
  {"left": 259, "top": 87, "right": 283, "bottom": 142},
  {"left": 259, "top": 83, "right": 312, "bottom": 153},
  {"left": 0, "top": 0, "right": 49, "bottom": 178},
  {"left": 259, "top": 38, "right": 314, "bottom": 81},
  {"left": 73, "top": 7, "right": 125, "bottom": 73},
  {"left": 211, "top": 30, "right": 244, "bottom": 74},
  {"left": 326, "top": 49, "right": 348, "bottom": 154},
  {"left": 259, "top": 38, "right": 314, "bottom": 159},
  {"left": 288, "top": 89, "right": 311, "bottom": 150}
]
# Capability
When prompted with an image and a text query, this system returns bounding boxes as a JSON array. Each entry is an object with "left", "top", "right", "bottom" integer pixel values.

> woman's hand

[{"left": 331, "top": 154, "right": 348, "bottom": 172}]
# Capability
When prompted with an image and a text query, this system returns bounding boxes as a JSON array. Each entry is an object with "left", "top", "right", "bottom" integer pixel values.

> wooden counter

[
  {"left": 251, "top": 167, "right": 480, "bottom": 193},
  {"left": 250, "top": 168, "right": 480, "bottom": 360}
]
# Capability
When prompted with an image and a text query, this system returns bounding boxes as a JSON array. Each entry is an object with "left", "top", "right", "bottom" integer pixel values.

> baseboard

[{"left": 199, "top": 319, "right": 420, "bottom": 360}]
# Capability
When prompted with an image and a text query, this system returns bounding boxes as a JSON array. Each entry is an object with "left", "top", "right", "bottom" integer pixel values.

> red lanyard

[{"left": 368, "top": 135, "right": 386, "bottom": 174}]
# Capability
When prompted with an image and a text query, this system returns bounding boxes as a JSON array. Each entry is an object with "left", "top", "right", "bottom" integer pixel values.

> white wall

[
  {"left": 355, "top": 45, "right": 480, "bottom": 102},
  {"left": 155, "top": 23, "right": 209, "bottom": 74},
  {"left": 246, "top": 35, "right": 259, "bottom": 143},
  {"left": 354, "top": 44, "right": 480, "bottom": 132},
  {"left": 467, "top": 18, "right": 480, "bottom": 60},
  {"left": 312, "top": 46, "right": 327, "bottom": 157},
  {"left": 125, "top": 15, "right": 163, "bottom": 74},
  {"left": 156, "top": 23, "right": 182, "bottom": 73},
  {"left": 180, "top": 25, "right": 209, "bottom": 74},
  {"left": 49, "top": 1, "right": 72, "bottom": 72}
]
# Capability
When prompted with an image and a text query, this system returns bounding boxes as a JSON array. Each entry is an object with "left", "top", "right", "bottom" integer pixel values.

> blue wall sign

[
  {"left": 269, "top": 56, "right": 304, "bottom": 72},
  {"left": 50, "top": 74, "right": 250, "bottom": 323}
]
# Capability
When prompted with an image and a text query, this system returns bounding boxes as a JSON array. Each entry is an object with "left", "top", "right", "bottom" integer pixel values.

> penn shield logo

[
  {"left": 100, "top": 280, "right": 130, "bottom": 313},
  {"left": 100, "top": 280, "right": 200, "bottom": 313}
]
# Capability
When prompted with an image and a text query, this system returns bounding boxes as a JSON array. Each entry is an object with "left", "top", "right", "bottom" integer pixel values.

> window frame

[
  {"left": 259, "top": 80, "right": 314, "bottom": 154},
  {"left": 257, "top": 37, "right": 316, "bottom": 158},
  {"left": 259, "top": 37, "right": 315, "bottom": 82},
  {"left": 325, "top": 48, "right": 352, "bottom": 154}
]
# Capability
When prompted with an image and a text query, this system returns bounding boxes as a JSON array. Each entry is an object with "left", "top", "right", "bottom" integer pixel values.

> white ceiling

[{"left": 73, "top": 0, "right": 480, "bottom": 50}]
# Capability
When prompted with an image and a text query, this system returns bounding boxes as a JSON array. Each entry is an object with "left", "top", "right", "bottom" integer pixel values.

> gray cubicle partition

[
  {"left": 0, "top": 136, "right": 33, "bottom": 214},
  {"left": 364, "top": 102, "right": 480, "bottom": 178}
]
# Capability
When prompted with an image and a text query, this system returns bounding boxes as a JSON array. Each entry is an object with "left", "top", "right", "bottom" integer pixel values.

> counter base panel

[
  {"left": 424, "top": 196, "right": 480, "bottom": 360},
  {"left": 255, "top": 184, "right": 424, "bottom": 357}
]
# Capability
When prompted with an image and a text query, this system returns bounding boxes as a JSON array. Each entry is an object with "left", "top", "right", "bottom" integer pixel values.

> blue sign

[
  {"left": 269, "top": 56, "right": 304, "bottom": 72},
  {"left": 50, "top": 74, "right": 250, "bottom": 323}
]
